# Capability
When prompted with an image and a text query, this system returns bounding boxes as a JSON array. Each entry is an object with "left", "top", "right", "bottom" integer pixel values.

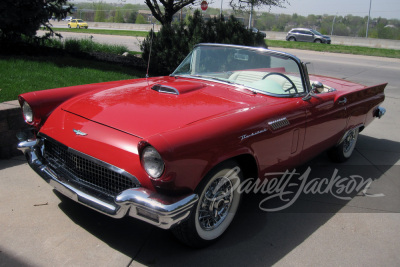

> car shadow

[
  {"left": 54, "top": 134, "right": 400, "bottom": 266},
  {"left": 0, "top": 155, "right": 28, "bottom": 170},
  {"left": 0, "top": 248, "right": 32, "bottom": 267}
]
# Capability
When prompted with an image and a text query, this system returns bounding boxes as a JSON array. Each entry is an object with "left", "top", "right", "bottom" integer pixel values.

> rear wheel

[
  {"left": 172, "top": 160, "right": 243, "bottom": 247},
  {"left": 68, "top": 24, "right": 71, "bottom": 28},
  {"left": 288, "top": 37, "right": 296, "bottom": 41},
  {"left": 77, "top": 25, "right": 80, "bottom": 29},
  {"left": 328, "top": 128, "right": 359, "bottom": 162}
]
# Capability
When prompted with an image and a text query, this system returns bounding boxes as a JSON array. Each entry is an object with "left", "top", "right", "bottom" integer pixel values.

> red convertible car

[{"left": 18, "top": 44, "right": 386, "bottom": 247}]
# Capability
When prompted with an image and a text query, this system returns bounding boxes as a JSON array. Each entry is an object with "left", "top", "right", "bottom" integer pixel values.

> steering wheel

[{"left": 262, "top": 72, "right": 298, "bottom": 94}]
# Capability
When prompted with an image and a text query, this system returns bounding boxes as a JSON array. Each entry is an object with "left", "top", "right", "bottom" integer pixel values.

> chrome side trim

[
  {"left": 268, "top": 117, "right": 290, "bottom": 130},
  {"left": 18, "top": 136, "right": 199, "bottom": 229}
]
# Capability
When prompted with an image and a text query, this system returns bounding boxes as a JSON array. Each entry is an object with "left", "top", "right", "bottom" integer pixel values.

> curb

[{"left": 0, "top": 100, "right": 28, "bottom": 159}]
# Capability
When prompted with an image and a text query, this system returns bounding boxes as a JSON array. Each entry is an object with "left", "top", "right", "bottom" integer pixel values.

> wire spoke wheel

[
  {"left": 198, "top": 176, "right": 234, "bottom": 230},
  {"left": 172, "top": 160, "right": 243, "bottom": 247},
  {"left": 343, "top": 129, "right": 358, "bottom": 157},
  {"left": 328, "top": 128, "right": 359, "bottom": 162}
]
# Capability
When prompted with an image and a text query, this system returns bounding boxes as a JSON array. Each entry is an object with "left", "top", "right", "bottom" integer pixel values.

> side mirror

[
  {"left": 312, "top": 81, "right": 324, "bottom": 93},
  {"left": 302, "top": 81, "right": 324, "bottom": 101}
]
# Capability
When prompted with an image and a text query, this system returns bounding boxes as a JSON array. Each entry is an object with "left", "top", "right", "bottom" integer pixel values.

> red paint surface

[{"left": 19, "top": 75, "right": 386, "bottom": 194}]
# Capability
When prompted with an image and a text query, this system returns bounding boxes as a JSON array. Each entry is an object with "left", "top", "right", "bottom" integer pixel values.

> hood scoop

[
  {"left": 151, "top": 80, "right": 207, "bottom": 95},
  {"left": 152, "top": 84, "right": 179, "bottom": 95}
]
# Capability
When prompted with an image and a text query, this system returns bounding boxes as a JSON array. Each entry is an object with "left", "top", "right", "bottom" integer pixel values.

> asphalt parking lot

[{"left": 1, "top": 50, "right": 399, "bottom": 266}]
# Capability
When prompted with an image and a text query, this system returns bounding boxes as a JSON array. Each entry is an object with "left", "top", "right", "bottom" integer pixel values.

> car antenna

[{"left": 146, "top": 23, "right": 155, "bottom": 78}]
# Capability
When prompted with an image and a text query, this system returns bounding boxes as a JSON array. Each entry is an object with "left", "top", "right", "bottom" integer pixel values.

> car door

[
  {"left": 253, "top": 96, "right": 307, "bottom": 174},
  {"left": 301, "top": 91, "right": 348, "bottom": 160},
  {"left": 70, "top": 20, "right": 77, "bottom": 28},
  {"left": 302, "top": 30, "right": 314, "bottom": 42}
]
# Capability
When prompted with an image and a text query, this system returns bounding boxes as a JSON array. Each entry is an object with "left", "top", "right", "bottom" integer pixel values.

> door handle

[{"left": 338, "top": 97, "right": 347, "bottom": 105}]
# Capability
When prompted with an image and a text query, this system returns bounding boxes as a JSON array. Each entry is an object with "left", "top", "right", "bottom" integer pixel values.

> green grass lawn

[
  {"left": 52, "top": 27, "right": 149, "bottom": 37},
  {"left": 0, "top": 55, "right": 145, "bottom": 103},
  {"left": 266, "top": 40, "right": 400, "bottom": 58}
]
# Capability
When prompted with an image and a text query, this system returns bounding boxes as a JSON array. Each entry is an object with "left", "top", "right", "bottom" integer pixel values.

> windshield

[
  {"left": 172, "top": 45, "right": 307, "bottom": 96},
  {"left": 77, "top": 19, "right": 84, "bottom": 22}
]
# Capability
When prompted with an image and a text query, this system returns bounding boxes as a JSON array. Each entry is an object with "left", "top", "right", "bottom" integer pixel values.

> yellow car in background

[{"left": 68, "top": 19, "right": 88, "bottom": 29}]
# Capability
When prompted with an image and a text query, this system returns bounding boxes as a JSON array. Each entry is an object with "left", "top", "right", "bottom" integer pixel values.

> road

[
  {"left": 273, "top": 48, "right": 400, "bottom": 98},
  {"left": 1, "top": 38, "right": 400, "bottom": 266}
]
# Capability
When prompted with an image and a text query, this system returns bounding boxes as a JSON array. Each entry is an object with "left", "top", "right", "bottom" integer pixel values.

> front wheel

[
  {"left": 328, "top": 128, "right": 359, "bottom": 162},
  {"left": 172, "top": 160, "right": 243, "bottom": 247},
  {"left": 77, "top": 25, "right": 80, "bottom": 29}
]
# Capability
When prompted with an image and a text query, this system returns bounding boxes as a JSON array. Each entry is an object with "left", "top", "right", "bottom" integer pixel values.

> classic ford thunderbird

[{"left": 18, "top": 44, "right": 386, "bottom": 247}]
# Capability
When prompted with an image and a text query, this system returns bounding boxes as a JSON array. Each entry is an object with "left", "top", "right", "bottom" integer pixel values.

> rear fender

[{"left": 338, "top": 83, "right": 386, "bottom": 130}]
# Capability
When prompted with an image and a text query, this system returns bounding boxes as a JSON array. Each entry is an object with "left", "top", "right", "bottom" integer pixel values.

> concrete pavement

[{"left": 1, "top": 129, "right": 399, "bottom": 266}]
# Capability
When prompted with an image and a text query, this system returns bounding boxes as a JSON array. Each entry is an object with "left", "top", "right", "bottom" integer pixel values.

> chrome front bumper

[{"left": 18, "top": 138, "right": 198, "bottom": 230}]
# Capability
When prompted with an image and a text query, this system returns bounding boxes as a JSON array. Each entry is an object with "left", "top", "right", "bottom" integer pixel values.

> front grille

[{"left": 43, "top": 138, "right": 137, "bottom": 197}]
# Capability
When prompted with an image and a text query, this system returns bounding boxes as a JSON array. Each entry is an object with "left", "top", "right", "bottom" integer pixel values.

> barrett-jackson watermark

[{"left": 215, "top": 166, "right": 384, "bottom": 212}]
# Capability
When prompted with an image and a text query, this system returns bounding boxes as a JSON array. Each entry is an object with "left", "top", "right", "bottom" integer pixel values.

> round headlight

[
  {"left": 141, "top": 146, "right": 165, "bottom": 179},
  {"left": 22, "top": 102, "right": 33, "bottom": 123}
]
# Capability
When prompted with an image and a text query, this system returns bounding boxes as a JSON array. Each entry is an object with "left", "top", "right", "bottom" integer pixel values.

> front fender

[{"left": 146, "top": 109, "right": 264, "bottom": 192}]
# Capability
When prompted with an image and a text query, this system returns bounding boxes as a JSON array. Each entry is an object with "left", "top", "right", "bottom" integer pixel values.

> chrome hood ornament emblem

[{"left": 73, "top": 129, "right": 88, "bottom": 136}]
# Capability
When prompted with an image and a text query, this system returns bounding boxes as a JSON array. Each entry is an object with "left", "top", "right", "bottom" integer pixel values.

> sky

[
  {"left": 210, "top": 0, "right": 400, "bottom": 20},
  {"left": 71, "top": 0, "right": 400, "bottom": 20}
]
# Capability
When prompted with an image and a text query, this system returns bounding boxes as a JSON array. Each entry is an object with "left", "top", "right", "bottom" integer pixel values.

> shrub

[
  {"left": 0, "top": 0, "right": 71, "bottom": 44},
  {"left": 141, "top": 10, "right": 267, "bottom": 75},
  {"left": 64, "top": 39, "right": 128, "bottom": 55}
]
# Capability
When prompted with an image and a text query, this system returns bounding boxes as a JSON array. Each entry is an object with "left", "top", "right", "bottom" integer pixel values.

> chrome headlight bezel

[
  {"left": 141, "top": 145, "right": 165, "bottom": 179},
  {"left": 22, "top": 101, "right": 33, "bottom": 123}
]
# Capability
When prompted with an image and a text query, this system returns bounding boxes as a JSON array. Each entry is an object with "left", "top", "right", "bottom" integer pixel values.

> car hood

[{"left": 60, "top": 77, "right": 254, "bottom": 139}]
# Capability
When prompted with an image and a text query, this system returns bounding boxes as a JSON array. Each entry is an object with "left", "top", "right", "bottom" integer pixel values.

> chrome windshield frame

[{"left": 171, "top": 43, "right": 311, "bottom": 97}]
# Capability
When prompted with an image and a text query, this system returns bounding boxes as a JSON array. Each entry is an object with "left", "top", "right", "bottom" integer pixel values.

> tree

[
  {"left": 230, "top": 0, "right": 288, "bottom": 10},
  {"left": 229, "top": 0, "right": 288, "bottom": 27},
  {"left": 114, "top": 8, "right": 125, "bottom": 23},
  {"left": 145, "top": 0, "right": 201, "bottom": 25},
  {"left": 126, "top": 11, "right": 138, "bottom": 23},
  {"left": 135, "top": 14, "right": 148, "bottom": 24},
  {"left": 141, "top": 10, "right": 267, "bottom": 75},
  {"left": 0, "top": 0, "right": 71, "bottom": 43},
  {"left": 94, "top": 3, "right": 107, "bottom": 22}
]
